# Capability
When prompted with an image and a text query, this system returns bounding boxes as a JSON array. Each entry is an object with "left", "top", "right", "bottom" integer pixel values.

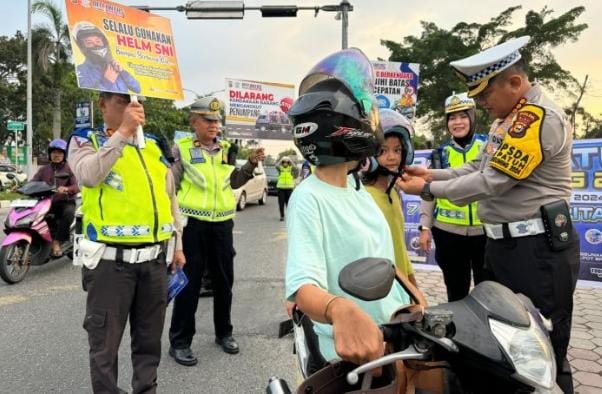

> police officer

[
  {"left": 168, "top": 96, "right": 265, "bottom": 366},
  {"left": 419, "top": 93, "right": 488, "bottom": 301},
  {"left": 275, "top": 155, "right": 297, "bottom": 221},
  {"left": 68, "top": 92, "right": 186, "bottom": 393},
  {"left": 398, "top": 36, "right": 580, "bottom": 393}
]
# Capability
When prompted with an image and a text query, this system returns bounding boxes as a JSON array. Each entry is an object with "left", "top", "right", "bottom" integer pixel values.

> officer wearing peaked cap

[
  {"left": 398, "top": 36, "right": 579, "bottom": 393},
  {"left": 168, "top": 95, "right": 265, "bottom": 366}
]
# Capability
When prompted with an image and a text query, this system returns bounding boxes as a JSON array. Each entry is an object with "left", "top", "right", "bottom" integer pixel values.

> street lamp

[{"left": 132, "top": 1, "right": 353, "bottom": 49}]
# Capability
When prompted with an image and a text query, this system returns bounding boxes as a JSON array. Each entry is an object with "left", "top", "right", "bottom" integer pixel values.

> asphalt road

[{"left": 0, "top": 197, "right": 296, "bottom": 393}]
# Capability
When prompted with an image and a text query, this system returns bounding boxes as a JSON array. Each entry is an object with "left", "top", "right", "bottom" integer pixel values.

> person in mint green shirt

[
  {"left": 284, "top": 48, "right": 411, "bottom": 369},
  {"left": 362, "top": 109, "right": 417, "bottom": 287}
]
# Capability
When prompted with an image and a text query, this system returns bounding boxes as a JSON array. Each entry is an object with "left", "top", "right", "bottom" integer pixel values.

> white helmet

[{"left": 444, "top": 92, "right": 475, "bottom": 114}]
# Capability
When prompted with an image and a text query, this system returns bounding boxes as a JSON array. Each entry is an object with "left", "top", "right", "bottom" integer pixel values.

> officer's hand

[
  {"left": 104, "top": 64, "right": 119, "bottom": 83},
  {"left": 118, "top": 102, "right": 145, "bottom": 138},
  {"left": 249, "top": 148, "right": 265, "bottom": 165},
  {"left": 169, "top": 250, "right": 186, "bottom": 273},
  {"left": 397, "top": 173, "right": 426, "bottom": 195},
  {"left": 403, "top": 166, "right": 433, "bottom": 182},
  {"left": 419, "top": 230, "right": 431, "bottom": 253}
]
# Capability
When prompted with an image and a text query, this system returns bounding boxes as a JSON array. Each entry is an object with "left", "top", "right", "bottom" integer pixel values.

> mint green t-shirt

[{"left": 285, "top": 174, "right": 411, "bottom": 361}]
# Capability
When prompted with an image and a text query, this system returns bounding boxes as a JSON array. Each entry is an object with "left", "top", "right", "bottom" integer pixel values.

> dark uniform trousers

[
  {"left": 82, "top": 256, "right": 167, "bottom": 394},
  {"left": 170, "top": 218, "right": 235, "bottom": 348},
  {"left": 277, "top": 188, "right": 293, "bottom": 219},
  {"left": 485, "top": 230, "right": 580, "bottom": 394},
  {"left": 431, "top": 227, "right": 487, "bottom": 302}
]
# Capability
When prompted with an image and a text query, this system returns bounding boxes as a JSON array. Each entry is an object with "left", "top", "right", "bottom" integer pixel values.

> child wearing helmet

[
  {"left": 362, "top": 109, "right": 418, "bottom": 287},
  {"left": 284, "top": 49, "right": 414, "bottom": 371},
  {"left": 418, "top": 93, "right": 488, "bottom": 301},
  {"left": 31, "top": 139, "right": 79, "bottom": 257}
]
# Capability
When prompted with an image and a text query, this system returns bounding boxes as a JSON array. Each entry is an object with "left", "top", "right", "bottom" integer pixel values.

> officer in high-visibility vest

[
  {"left": 168, "top": 96, "right": 265, "bottom": 366},
  {"left": 419, "top": 93, "right": 488, "bottom": 301},
  {"left": 68, "top": 92, "right": 186, "bottom": 394},
  {"left": 275, "top": 155, "right": 298, "bottom": 221}
]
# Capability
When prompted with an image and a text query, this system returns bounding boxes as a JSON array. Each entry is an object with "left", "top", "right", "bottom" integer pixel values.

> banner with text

[
  {"left": 402, "top": 139, "right": 602, "bottom": 282},
  {"left": 65, "top": 0, "right": 183, "bottom": 100},
  {"left": 225, "top": 78, "right": 295, "bottom": 141},
  {"left": 372, "top": 61, "right": 420, "bottom": 119}
]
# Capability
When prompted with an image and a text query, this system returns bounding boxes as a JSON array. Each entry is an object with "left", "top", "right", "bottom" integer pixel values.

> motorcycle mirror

[
  {"left": 6, "top": 173, "right": 15, "bottom": 180},
  {"left": 338, "top": 258, "right": 395, "bottom": 301},
  {"left": 54, "top": 172, "right": 70, "bottom": 179}
]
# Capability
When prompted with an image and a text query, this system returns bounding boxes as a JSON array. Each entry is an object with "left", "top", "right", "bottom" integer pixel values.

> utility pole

[
  {"left": 26, "top": 0, "right": 33, "bottom": 177},
  {"left": 571, "top": 75, "right": 589, "bottom": 139}
]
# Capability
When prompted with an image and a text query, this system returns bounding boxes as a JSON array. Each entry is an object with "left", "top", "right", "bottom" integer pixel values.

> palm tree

[{"left": 32, "top": 0, "right": 71, "bottom": 139}]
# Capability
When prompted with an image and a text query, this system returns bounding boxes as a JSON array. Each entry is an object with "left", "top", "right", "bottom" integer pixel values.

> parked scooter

[
  {"left": 0, "top": 178, "right": 75, "bottom": 284},
  {"left": 268, "top": 258, "right": 562, "bottom": 393}
]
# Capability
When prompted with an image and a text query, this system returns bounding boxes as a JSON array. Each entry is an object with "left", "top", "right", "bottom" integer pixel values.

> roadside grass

[{"left": 0, "top": 191, "right": 21, "bottom": 201}]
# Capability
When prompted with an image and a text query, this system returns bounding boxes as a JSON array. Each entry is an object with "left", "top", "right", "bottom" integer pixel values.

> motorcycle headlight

[
  {"left": 490, "top": 314, "right": 556, "bottom": 390},
  {"left": 15, "top": 216, "right": 33, "bottom": 227}
]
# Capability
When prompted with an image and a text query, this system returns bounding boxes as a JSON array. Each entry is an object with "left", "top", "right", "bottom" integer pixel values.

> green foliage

[
  {"left": 140, "top": 97, "right": 189, "bottom": 141},
  {"left": 277, "top": 148, "right": 298, "bottom": 162},
  {"left": 382, "top": 6, "right": 587, "bottom": 144},
  {"left": 264, "top": 154, "right": 275, "bottom": 166}
]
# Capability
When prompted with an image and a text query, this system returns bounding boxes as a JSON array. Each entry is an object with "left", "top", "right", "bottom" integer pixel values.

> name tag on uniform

[{"left": 189, "top": 148, "right": 205, "bottom": 164}]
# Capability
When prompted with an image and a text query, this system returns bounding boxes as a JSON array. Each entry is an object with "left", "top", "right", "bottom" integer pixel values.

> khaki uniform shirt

[
  {"left": 429, "top": 84, "right": 572, "bottom": 224},
  {"left": 68, "top": 130, "right": 183, "bottom": 250}
]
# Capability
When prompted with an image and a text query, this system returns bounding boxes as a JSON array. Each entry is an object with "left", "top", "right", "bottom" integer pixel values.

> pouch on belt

[{"left": 73, "top": 236, "right": 106, "bottom": 270}]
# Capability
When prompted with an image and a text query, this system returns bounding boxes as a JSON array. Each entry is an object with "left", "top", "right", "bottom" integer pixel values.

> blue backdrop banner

[{"left": 402, "top": 139, "right": 602, "bottom": 282}]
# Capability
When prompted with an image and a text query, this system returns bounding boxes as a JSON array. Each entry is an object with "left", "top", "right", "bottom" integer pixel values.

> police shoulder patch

[{"left": 489, "top": 104, "right": 545, "bottom": 180}]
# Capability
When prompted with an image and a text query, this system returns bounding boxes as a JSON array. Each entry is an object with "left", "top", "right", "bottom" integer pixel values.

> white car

[
  {"left": 233, "top": 160, "right": 268, "bottom": 211},
  {"left": 0, "top": 165, "right": 27, "bottom": 184}
]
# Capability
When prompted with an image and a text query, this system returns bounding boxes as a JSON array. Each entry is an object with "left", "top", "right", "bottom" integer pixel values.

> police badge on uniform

[
  {"left": 509, "top": 111, "right": 540, "bottom": 138},
  {"left": 189, "top": 148, "right": 205, "bottom": 164}
]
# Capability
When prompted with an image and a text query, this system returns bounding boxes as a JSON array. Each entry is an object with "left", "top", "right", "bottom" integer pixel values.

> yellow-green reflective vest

[
  {"left": 277, "top": 166, "right": 295, "bottom": 189},
  {"left": 81, "top": 132, "right": 174, "bottom": 244},
  {"left": 176, "top": 137, "right": 236, "bottom": 222},
  {"left": 435, "top": 136, "right": 486, "bottom": 226}
]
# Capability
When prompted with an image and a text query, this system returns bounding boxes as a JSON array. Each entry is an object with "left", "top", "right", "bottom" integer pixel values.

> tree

[
  {"left": 0, "top": 32, "right": 27, "bottom": 146},
  {"left": 32, "top": 0, "right": 72, "bottom": 139},
  {"left": 382, "top": 6, "right": 587, "bottom": 144},
  {"left": 277, "top": 148, "right": 298, "bottom": 162}
]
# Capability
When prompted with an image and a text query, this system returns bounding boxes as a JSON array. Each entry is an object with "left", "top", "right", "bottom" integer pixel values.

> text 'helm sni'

[{"left": 288, "top": 48, "right": 383, "bottom": 166}]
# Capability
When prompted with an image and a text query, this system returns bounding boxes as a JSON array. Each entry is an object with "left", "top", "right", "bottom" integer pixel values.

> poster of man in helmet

[{"left": 65, "top": 0, "right": 183, "bottom": 100}]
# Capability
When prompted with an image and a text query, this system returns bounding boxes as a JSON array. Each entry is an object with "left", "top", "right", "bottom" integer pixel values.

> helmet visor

[{"left": 299, "top": 48, "right": 375, "bottom": 118}]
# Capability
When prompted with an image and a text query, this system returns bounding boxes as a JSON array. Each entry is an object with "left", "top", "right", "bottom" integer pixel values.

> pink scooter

[{"left": 0, "top": 179, "right": 74, "bottom": 284}]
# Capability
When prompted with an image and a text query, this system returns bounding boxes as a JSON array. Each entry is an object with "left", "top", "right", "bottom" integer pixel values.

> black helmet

[{"left": 288, "top": 48, "right": 383, "bottom": 166}]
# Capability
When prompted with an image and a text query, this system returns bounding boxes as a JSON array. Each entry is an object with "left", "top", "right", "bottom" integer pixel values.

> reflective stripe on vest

[
  {"left": 435, "top": 136, "right": 485, "bottom": 226},
  {"left": 277, "top": 166, "right": 295, "bottom": 189},
  {"left": 81, "top": 133, "right": 174, "bottom": 244},
  {"left": 176, "top": 137, "right": 236, "bottom": 222}
]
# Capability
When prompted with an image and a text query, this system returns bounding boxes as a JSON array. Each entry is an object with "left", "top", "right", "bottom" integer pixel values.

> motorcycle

[
  {"left": 268, "top": 258, "right": 562, "bottom": 393},
  {"left": 0, "top": 178, "right": 75, "bottom": 284}
]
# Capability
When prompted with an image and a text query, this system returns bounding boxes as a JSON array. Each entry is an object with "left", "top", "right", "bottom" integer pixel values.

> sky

[{"left": 2, "top": 0, "right": 601, "bottom": 153}]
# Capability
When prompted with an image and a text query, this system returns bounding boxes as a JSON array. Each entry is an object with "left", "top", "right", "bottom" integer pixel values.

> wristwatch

[{"left": 420, "top": 182, "right": 435, "bottom": 202}]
